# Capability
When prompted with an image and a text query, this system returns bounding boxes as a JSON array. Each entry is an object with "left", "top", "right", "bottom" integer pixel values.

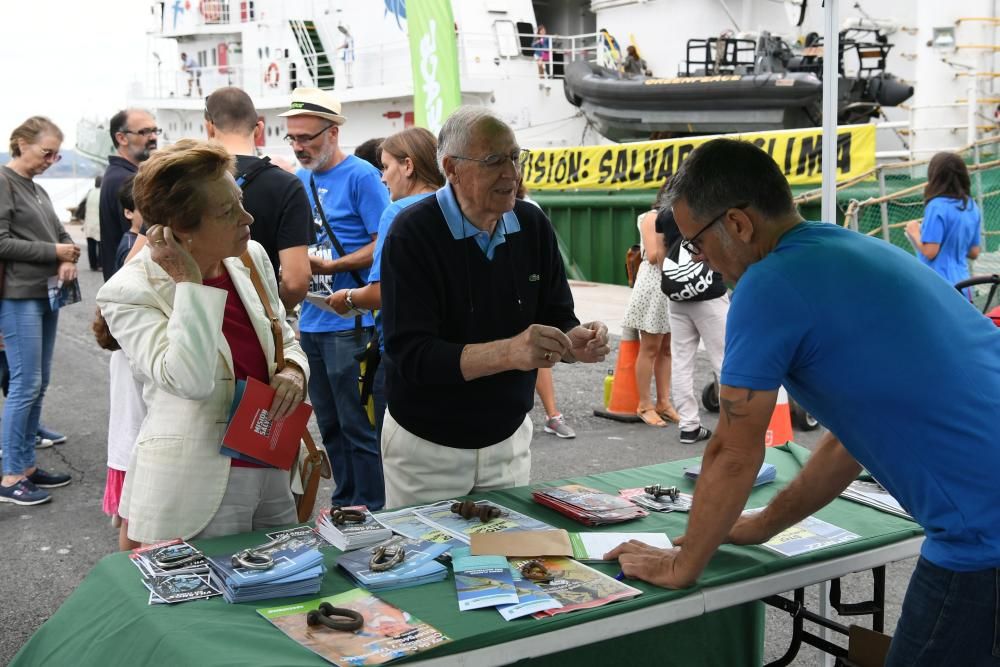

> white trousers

[
  {"left": 668, "top": 295, "right": 730, "bottom": 432},
  {"left": 381, "top": 410, "right": 532, "bottom": 510}
]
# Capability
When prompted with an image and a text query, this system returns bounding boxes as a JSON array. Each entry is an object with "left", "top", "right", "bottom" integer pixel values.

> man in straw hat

[{"left": 280, "top": 88, "right": 389, "bottom": 510}]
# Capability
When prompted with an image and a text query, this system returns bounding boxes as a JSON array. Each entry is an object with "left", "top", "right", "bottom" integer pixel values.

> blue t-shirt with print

[
  {"left": 721, "top": 221, "right": 1000, "bottom": 572},
  {"left": 368, "top": 192, "right": 433, "bottom": 350},
  {"left": 298, "top": 155, "right": 389, "bottom": 333},
  {"left": 917, "top": 196, "right": 981, "bottom": 293}
]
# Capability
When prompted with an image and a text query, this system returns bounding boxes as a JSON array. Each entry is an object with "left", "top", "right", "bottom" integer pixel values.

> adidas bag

[{"left": 661, "top": 235, "right": 726, "bottom": 302}]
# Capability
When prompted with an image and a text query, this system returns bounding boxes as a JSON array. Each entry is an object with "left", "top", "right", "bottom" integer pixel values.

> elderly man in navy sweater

[{"left": 380, "top": 107, "right": 610, "bottom": 508}]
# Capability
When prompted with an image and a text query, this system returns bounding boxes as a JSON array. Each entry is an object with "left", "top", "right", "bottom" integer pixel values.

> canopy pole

[{"left": 822, "top": 0, "right": 839, "bottom": 225}]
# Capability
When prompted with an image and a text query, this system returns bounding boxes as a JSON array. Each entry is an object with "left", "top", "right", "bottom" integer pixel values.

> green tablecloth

[{"left": 13, "top": 444, "right": 923, "bottom": 666}]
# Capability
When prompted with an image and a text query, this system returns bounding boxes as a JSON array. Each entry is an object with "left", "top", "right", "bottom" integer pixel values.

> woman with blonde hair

[
  {"left": 327, "top": 126, "right": 444, "bottom": 440},
  {"left": 97, "top": 139, "right": 309, "bottom": 543},
  {"left": 0, "top": 116, "right": 79, "bottom": 506}
]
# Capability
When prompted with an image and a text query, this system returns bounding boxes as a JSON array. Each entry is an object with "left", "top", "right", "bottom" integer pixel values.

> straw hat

[{"left": 279, "top": 87, "right": 347, "bottom": 125}]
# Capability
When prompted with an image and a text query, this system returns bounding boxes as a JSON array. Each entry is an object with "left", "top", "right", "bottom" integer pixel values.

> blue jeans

[
  {"left": 301, "top": 328, "right": 384, "bottom": 510},
  {"left": 886, "top": 556, "right": 1000, "bottom": 666},
  {"left": 1, "top": 299, "right": 58, "bottom": 475}
]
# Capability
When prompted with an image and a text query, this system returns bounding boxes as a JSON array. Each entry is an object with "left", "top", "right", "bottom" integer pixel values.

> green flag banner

[{"left": 407, "top": 0, "right": 462, "bottom": 134}]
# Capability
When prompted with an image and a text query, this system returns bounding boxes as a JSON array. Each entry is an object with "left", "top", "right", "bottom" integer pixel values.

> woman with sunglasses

[{"left": 0, "top": 116, "right": 79, "bottom": 505}]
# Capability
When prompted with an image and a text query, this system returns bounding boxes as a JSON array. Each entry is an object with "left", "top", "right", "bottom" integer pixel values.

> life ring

[{"left": 265, "top": 62, "right": 280, "bottom": 88}]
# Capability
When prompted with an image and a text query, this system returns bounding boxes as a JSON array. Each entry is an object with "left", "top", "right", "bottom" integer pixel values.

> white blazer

[{"left": 96, "top": 241, "right": 309, "bottom": 543}]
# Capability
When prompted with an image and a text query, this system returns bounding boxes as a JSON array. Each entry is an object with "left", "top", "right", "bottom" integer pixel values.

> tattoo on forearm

[{"left": 720, "top": 389, "right": 756, "bottom": 423}]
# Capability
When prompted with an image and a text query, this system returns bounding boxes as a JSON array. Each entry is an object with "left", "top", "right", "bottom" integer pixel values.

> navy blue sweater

[{"left": 381, "top": 197, "right": 579, "bottom": 449}]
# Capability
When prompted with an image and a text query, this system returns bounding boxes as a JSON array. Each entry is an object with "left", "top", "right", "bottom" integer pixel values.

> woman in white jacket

[{"left": 97, "top": 140, "right": 309, "bottom": 544}]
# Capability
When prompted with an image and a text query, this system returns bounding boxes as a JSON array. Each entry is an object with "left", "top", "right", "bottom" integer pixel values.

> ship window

[
  {"left": 493, "top": 21, "right": 519, "bottom": 57},
  {"left": 516, "top": 22, "right": 534, "bottom": 56}
]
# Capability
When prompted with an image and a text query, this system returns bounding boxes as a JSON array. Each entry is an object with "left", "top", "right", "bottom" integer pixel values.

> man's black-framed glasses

[
  {"left": 282, "top": 123, "right": 335, "bottom": 146},
  {"left": 452, "top": 148, "right": 530, "bottom": 170},
  {"left": 681, "top": 203, "right": 747, "bottom": 255},
  {"left": 122, "top": 127, "right": 162, "bottom": 137}
]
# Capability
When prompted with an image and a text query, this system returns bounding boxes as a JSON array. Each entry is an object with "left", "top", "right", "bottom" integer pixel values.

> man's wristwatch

[{"left": 345, "top": 289, "right": 356, "bottom": 311}]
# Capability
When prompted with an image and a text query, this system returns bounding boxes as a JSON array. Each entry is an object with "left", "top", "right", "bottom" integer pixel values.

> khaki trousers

[{"left": 381, "top": 410, "right": 532, "bottom": 510}]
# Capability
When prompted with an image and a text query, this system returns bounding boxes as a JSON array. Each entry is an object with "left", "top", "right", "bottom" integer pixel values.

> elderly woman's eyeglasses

[
  {"left": 680, "top": 204, "right": 747, "bottom": 256},
  {"left": 283, "top": 123, "right": 335, "bottom": 146},
  {"left": 35, "top": 146, "right": 62, "bottom": 163},
  {"left": 452, "top": 149, "right": 531, "bottom": 170}
]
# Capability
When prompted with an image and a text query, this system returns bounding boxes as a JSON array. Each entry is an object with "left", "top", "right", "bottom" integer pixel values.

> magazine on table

[
  {"left": 316, "top": 506, "right": 393, "bottom": 550},
  {"left": 373, "top": 502, "right": 463, "bottom": 546},
  {"left": 684, "top": 461, "right": 776, "bottom": 487},
  {"left": 144, "top": 572, "right": 221, "bottom": 605},
  {"left": 452, "top": 547, "right": 519, "bottom": 610},
  {"left": 257, "top": 588, "right": 450, "bottom": 666},
  {"left": 743, "top": 508, "right": 861, "bottom": 557},
  {"left": 412, "top": 501, "right": 554, "bottom": 545},
  {"left": 840, "top": 479, "right": 913, "bottom": 520},
  {"left": 206, "top": 539, "right": 324, "bottom": 589},
  {"left": 265, "top": 525, "right": 333, "bottom": 550},
  {"left": 129, "top": 539, "right": 208, "bottom": 578},
  {"left": 506, "top": 556, "right": 642, "bottom": 618},
  {"left": 532, "top": 485, "right": 647, "bottom": 525}
]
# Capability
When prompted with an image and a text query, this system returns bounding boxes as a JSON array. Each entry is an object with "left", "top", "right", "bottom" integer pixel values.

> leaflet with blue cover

[
  {"left": 337, "top": 536, "right": 451, "bottom": 591},
  {"left": 452, "top": 547, "right": 519, "bottom": 610},
  {"left": 684, "top": 461, "right": 777, "bottom": 487},
  {"left": 206, "top": 542, "right": 324, "bottom": 588},
  {"left": 496, "top": 565, "right": 562, "bottom": 621}
]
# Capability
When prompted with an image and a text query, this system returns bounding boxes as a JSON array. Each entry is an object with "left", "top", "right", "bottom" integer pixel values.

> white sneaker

[
  {"left": 543, "top": 414, "right": 576, "bottom": 439},
  {"left": 34, "top": 436, "right": 54, "bottom": 449}
]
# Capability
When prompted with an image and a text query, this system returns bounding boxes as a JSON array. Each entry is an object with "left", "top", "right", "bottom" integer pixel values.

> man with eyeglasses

[
  {"left": 279, "top": 87, "right": 389, "bottom": 510},
  {"left": 379, "top": 106, "right": 610, "bottom": 508},
  {"left": 99, "top": 108, "right": 159, "bottom": 281},
  {"left": 606, "top": 138, "right": 1000, "bottom": 667}
]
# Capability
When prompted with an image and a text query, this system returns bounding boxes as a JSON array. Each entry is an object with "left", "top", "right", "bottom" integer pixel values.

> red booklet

[{"left": 222, "top": 377, "right": 312, "bottom": 470}]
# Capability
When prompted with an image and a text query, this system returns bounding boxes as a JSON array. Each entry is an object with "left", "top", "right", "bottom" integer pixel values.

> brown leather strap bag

[{"left": 240, "top": 252, "right": 331, "bottom": 522}]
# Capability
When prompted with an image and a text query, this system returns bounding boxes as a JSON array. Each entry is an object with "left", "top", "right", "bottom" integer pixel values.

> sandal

[
  {"left": 637, "top": 408, "right": 667, "bottom": 427},
  {"left": 656, "top": 405, "right": 681, "bottom": 423}
]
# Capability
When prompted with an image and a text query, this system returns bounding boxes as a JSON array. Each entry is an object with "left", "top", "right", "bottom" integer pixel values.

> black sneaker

[
  {"left": 0, "top": 478, "right": 51, "bottom": 505},
  {"left": 27, "top": 467, "right": 72, "bottom": 489},
  {"left": 679, "top": 426, "right": 712, "bottom": 444}
]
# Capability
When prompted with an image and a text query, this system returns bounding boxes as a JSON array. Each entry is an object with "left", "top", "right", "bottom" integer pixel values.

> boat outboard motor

[{"left": 868, "top": 73, "right": 913, "bottom": 107}]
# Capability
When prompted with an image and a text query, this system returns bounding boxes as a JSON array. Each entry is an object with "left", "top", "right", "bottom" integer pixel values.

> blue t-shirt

[
  {"left": 298, "top": 155, "right": 389, "bottom": 333},
  {"left": 918, "top": 196, "right": 981, "bottom": 295},
  {"left": 368, "top": 192, "right": 433, "bottom": 350},
  {"left": 722, "top": 221, "right": 1000, "bottom": 571}
]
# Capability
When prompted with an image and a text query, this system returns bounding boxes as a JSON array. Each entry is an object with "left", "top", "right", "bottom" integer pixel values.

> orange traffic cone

[
  {"left": 593, "top": 326, "right": 642, "bottom": 422},
  {"left": 765, "top": 386, "right": 794, "bottom": 447}
]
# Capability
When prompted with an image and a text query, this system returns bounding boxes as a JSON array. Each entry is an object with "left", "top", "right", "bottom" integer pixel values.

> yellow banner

[{"left": 521, "top": 125, "right": 876, "bottom": 191}]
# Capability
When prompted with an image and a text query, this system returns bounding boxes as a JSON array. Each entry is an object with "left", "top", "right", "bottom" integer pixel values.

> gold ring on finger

[{"left": 544, "top": 352, "right": 552, "bottom": 362}]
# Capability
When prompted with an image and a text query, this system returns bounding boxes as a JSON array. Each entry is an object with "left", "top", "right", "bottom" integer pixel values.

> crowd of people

[{"left": 2, "top": 84, "right": 998, "bottom": 665}]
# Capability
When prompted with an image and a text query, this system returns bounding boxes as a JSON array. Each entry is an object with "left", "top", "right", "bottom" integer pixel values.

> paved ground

[{"left": 0, "top": 228, "right": 915, "bottom": 664}]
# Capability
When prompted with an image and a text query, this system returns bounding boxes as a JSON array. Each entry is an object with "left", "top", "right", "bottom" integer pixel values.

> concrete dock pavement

[{"left": 568, "top": 280, "right": 631, "bottom": 337}]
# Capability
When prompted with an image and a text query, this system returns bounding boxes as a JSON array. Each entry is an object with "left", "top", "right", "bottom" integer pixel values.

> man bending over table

[{"left": 607, "top": 138, "right": 1000, "bottom": 666}]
